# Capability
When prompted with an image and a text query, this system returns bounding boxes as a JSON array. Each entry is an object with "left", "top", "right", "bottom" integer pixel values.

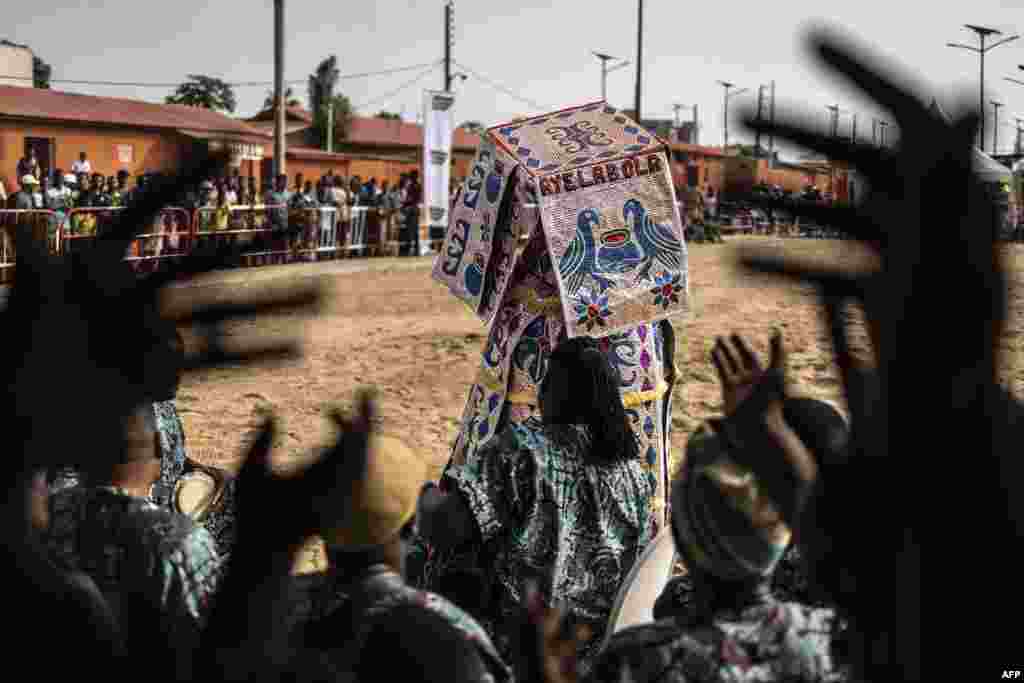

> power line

[
  {"left": 452, "top": 60, "right": 549, "bottom": 112},
  {"left": 352, "top": 63, "right": 442, "bottom": 112},
  {"left": 0, "top": 62, "right": 442, "bottom": 89}
]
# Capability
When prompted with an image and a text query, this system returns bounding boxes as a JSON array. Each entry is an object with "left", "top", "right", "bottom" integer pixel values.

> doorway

[{"left": 25, "top": 137, "right": 55, "bottom": 181}]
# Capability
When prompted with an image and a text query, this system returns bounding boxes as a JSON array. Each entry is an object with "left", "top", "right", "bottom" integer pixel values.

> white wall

[{"left": 0, "top": 44, "right": 33, "bottom": 88}]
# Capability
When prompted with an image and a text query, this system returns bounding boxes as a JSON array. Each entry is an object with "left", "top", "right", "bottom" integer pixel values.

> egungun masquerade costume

[{"left": 423, "top": 102, "right": 689, "bottom": 586}]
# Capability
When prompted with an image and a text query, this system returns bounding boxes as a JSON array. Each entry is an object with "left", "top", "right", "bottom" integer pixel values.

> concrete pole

[
  {"left": 634, "top": 0, "right": 643, "bottom": 123},
  {"left": 768, "top": 81, "right": 775, "bottom": 168},
  {"left": 273, "top": 0, "right": 286, "bottom": 179}
]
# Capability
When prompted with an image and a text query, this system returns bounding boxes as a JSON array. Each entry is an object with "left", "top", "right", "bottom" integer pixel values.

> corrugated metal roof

[
  {"left": 0, "top": 85, "right": 270, "bottom": 137},
  {"left": 344, "top": 116, "right": 480, "bottom": 151}
]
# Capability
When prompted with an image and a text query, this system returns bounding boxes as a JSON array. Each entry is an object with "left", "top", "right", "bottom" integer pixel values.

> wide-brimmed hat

[{"left": 321, "top": 433, "right": 429, "bottom": 551}]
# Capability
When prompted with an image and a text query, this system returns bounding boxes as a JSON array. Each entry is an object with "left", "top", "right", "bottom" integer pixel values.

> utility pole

[
  {"left": 717, "top": 81, "right": 749, "bottom": 149},
  {"left": 273, "top": 0, "right": 285, "bottom": 179},
  {"left": 879, "top": 121, "right": 889, "bottom": 147},
  {"left": 595, "top": 52, "right": 629, "bottom": 103},
  {"left": 851, "top": 113, "right": 858, "bottom": 144},
  {"left": 827, "top": 105, "right": 840, "bottom": 139},
  {"left": 754, "top": 85, "right": 765, "bottom": 158},
  {"left": 326, "top": 102, "right": 334, "bottom": 152},
  {"left": 673, "top": 103, "right": 682, "bottom": 128},
  {"left": 634, "top": 0, "right": 643, "bottom": 122},
  {"left": 768, "top": 81, "right": 775, "bottom": 168},
  {"left": 948, "top": 25, "right": 1020, "bottom": 151},
  {"left": 992, "top": 100, "right": 1003, "bottom": 153},
  {"left": 693, "top": 104, "right": 699, "bottom": 145},
  {"left": 1015, "top": 116, "right": 1023, "bottom": 155},
  {"left": 444, "top": 2, "right": 454, "bottom": 91}
]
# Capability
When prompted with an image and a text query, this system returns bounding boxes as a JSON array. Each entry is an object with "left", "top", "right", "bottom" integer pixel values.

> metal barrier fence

[
  {"left": 60, "top": 207, "right": 193, "bottom": 271},
  {"left": 0, "top": 209, "right": 57, "bottom": 283}
]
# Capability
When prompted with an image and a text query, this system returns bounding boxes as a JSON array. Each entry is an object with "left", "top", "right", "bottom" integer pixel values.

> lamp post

[
  {"left": 672, "top": 104, "right": 699, "bottom": 143},
  {"left": 634, "top": 0, "right": 644, "bottom": 121},
  {"left": 593, "top": 52, "right": 630, "bottom": 103},
  {"left": 948, "top": 25, "right": 1020, "bottom": 152},
  {"left": 717, "top": 81, "right": 749, "bottom": 149},
  {"left": 992, "top": 100, "right": 1004, "bottom": 153}
]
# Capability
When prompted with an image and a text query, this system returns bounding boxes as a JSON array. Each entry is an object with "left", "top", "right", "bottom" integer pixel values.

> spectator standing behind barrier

[
  {"left": 14, "top": 175, "right": 36, "bottom": 210},
  {"left": 17, "top": 148, "right": 41, "bottom": 182},
  {"left": 400, "top": 170, "right": 422, "bottom": 256},
  {"left": 71, "top": 152, "right": 92, "bottom": 176},
  {"left": 31, "top": 175, "right": 45, "bottom": 209},
  {"left": 45, "top": 172, "right": 72, "bottom": 243},
  {"left": 245, "top": 176, "right": 259, "bottom": 206}
]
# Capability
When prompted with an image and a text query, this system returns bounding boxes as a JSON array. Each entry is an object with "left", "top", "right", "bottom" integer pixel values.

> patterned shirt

[
  {"left": 447, "top": 417, "right": 655, "bottom": 675},
  {"left": 49, "top": 400, "right": 187, "bottom": 509},
  {"left": 45, "top": 485, "right": 222, "bottom": 647},
  {"left": 314, "top": 566, "right": 512, "bottom": 682},
  {"left": 588, "top": 596, "right": 846, "bottom": 683}
]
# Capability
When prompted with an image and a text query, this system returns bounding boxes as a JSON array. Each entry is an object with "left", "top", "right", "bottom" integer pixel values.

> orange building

[
  {"left": 245, "top": 106, "right": 480, "bottom": 187},
  {"left": 667, "top": 143, "right": 727, "bottom": 194},
  {"left": 0, "top": 85, "right": 279, "bottom": 192}
]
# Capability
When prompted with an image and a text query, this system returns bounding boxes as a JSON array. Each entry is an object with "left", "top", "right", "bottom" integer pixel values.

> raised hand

[
  {"left": 730, "top": 26, "right": 1005, "bottom": 681},
  {"left": 231, "top": 391, "right": 375, "bottom": 555},
  {"left": 0, "top": 143, "right": 319, "bottom": 474},
  {"left": 711, "top": 333, "right": 769, "bottom": 415}
]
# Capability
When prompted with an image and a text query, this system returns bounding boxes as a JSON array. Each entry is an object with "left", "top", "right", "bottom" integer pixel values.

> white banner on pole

[{"left": 423, "top": 89, "right": 455, "bottom": 255}]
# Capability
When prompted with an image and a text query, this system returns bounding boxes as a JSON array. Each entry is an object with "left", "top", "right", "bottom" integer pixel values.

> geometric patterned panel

[{"left": 487, "top": 101, "right": 666, "bottom": 177}]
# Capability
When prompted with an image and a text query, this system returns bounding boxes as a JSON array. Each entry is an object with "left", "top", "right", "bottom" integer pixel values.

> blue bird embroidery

[
  {"left": 622, "top": 198, "right": 683, "bottom": 284},
  {"left": 559, "top": 208, "right": 620, "bottom": 295}
]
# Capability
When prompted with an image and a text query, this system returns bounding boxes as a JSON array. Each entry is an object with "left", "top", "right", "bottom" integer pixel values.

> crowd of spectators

[{"left": 0, "top": 31, "right": 962, "bottom": 682}]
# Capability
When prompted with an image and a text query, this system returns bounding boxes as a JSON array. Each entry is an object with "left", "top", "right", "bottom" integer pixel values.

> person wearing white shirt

[{"left": 71, "top": 153, "right": 92, "bottom": 176}]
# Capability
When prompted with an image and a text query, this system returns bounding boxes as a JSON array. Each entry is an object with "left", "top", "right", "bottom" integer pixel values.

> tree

[
  {"left": 314, "top": 94, "right": 354, "bottom": 151},
  {"left": 263, "top": 87, "right": 302, "bottom": 110},
  {"left": 32, "top": 56, "right": 52, "bottom": 89},
  {"left": 308, "top": 55, "right": 340, "bottom": 123},
  {"left": 308, "top": 56, "right": 350, "bottom": 149},
  {"left": 377, "top": 111, "right": 401, "bottom": 120},
  {"left": 458, "top": 120, "right": 484, "bottom": 134},
  {"left": 165, "top": 75, "right": 237, "bottom": 113}
]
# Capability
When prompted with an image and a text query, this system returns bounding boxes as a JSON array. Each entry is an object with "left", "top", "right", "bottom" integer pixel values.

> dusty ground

[{"left": 174, "top": 233, "right": 1024, "bottom": 477}]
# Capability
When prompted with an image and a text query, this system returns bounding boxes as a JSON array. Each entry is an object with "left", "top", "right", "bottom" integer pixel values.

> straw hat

[{"left": 321, "top": 434, "right": 429, "bottom": 551}]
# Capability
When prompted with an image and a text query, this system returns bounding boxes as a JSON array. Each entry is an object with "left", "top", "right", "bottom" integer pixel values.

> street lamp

[
  {"left": 947, "top": 24, "right": 1020, "bottom": 152},
  {"left": 593, "top": 52, "right": 630, "bottom": 103},
  {"left": 717, "top": 81, "right": 750, "bottom": 148},
  {"left": 992, "top": 100, "right": 1004, "bottom": 153}
]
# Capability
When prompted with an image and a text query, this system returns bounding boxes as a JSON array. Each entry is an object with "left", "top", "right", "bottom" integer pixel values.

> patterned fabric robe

[
  {"left": 588, "top": 594, "right": 847, "bottom": 683},
  {"left": 446, "top": 418, "right": 655, "bottom": 677}
]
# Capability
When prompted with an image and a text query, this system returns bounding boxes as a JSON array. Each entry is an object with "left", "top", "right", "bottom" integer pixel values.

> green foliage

[
  {"left": 263, "top": 87, "right": 302, "bottom": 110},
  {"left": 377, "top": 112, "right": 402, "bottom": 120},
  {"left": 32, "top": 55, "right": 51, "bottom": 89},
  {"left": 165, "top": 75, "right": 237, "bottom": 113},
  {"left": 314, "top": 94, "right": 354, "bottom": 150},
  {"left": 458, "top": 120, "right": 484, "bottom": 134}
]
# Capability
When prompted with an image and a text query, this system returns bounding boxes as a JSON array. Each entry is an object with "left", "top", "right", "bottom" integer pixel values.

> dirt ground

[{"left": 174, "top": 233, "right": 1024, "bottom": 481}]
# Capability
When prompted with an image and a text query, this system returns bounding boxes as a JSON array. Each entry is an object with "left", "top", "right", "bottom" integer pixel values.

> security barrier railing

[{"left": 0, "top": 209, "right": 57, "bottom": 284}]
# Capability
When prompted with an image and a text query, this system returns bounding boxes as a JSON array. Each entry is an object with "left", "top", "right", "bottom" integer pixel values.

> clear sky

[{"left": 6, "top": 1, "right": 1024, "bottom": 158}]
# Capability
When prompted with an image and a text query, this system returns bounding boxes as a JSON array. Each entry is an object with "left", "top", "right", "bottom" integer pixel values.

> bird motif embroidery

[
  {"left": 622, "top": 198, "right": 684, "bottom": 284},
  {"left": 558, "top": 208, "right": 639, "bottom": 295}
]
